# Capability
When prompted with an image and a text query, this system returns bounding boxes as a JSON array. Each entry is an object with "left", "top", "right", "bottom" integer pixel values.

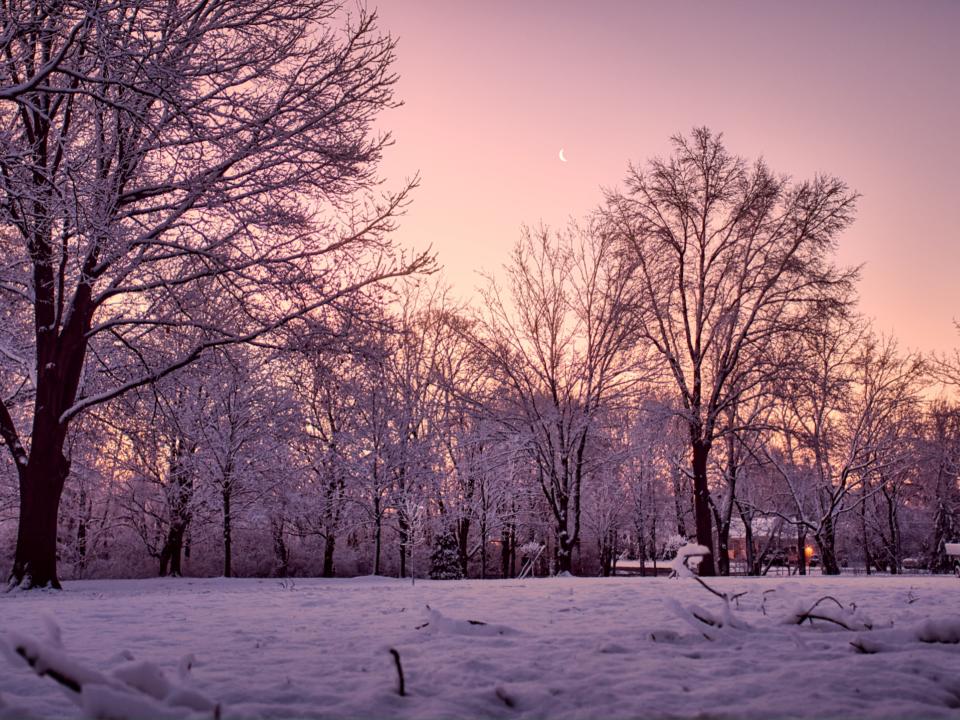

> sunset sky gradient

[{"left": 375, "top": 0, "right": 959, "bottom": 352}]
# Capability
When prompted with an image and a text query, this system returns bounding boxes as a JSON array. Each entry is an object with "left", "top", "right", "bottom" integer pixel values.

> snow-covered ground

[{"left": 2, "top": 574, "right": 959, "bottom": 719}]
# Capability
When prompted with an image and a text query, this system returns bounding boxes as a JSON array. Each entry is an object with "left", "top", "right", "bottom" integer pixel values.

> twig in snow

[
  {"left": 809, "top": 596, "right": 844, "bottom": 612},
  {"left": 797, "top": 613, "right": 855, "bottom": 631},
  {"left": 14, "top": 645, "right": 82, "bottom": 693},
  {"left": 495, "top": 686, "right": 516, "bottom": 708},
  {"left": 692, "top": 576, "right": 725, "bottom": 599},
  {"left": 791, "top": 596, "right": 865, "bottom": 631},
  {"left": 761, "top": 589, "right": 776, "bottom": 616},
  {"left": 388, "top": 648, "right": 405, "bottom": 697},
  {"left": 693, "top": 576, "right": 747, "bottom": 605}
]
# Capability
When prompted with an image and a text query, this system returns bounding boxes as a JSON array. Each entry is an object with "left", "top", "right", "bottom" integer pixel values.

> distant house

[{"left": 727, "top": 516, "right": 781, "bottom": 562}]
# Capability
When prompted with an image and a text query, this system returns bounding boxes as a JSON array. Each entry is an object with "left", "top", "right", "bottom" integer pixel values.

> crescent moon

[{"left": 559, "top": 148, "right": 567, "bottom": 162}]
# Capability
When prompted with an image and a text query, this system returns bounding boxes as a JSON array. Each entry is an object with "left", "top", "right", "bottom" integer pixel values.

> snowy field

[{"left": 1, "top": 575, "right": 959, "bottom": 719}]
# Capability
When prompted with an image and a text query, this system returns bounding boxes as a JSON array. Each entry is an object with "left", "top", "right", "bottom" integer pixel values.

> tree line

[{"left": 1, "top": 0, "right": 957, "bottom": 586}]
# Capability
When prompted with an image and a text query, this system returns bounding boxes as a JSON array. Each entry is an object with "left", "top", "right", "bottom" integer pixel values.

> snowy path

[{"left": 2, "top": 575, "right": 959, "bottom": 718}]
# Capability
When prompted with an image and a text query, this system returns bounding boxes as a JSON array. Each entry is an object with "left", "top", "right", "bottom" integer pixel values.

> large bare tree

[
  {"left": 602, "top": 128, "right": 857, "bottom": 574},
  {"left": 0, "top": 0, "right": 431, "bottom": 588}
]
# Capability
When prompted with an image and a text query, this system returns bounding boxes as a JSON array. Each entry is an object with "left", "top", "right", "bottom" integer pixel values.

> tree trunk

[
  {"left": 397, "top": 510, "right": 409, "bottom": 579},
  {"left": 931, "top": 497, "right": 956, "bottom": 573},
  {"left": 273, "top": 520, "right": 289, "bottom": 577},
  {"left": 737, "top": 504, "right": 758, "bottom": 576},
  {"left": 885, "top": 486, "right": 901, "bottom": 574},
  {"left": 322, "top": 533, "right": 336, "bottom": 577},
  {"left": 817, "top": 516, "right": 840, "bottom": 575},
  {"left": 11, "top": 449, "right": 70, "bottom": 589},
  {"left": 457, "top": 517, "right": 470, "bottom": 578},
  {"left": 671, "top": 461, "right": 688, "bottom": 537},
  {"left": 373, "top": 509, "right": 382, "bottom": 575},
  {"left": 223, "top": 486, "right": 232, "bottom": 578},
  {"left": 691, "top": 440, "right": 716, "bottom": 576},
  {"left": 76, "top": 487, "right": 89, "bottom": 578},
  {"left": 796, "top": 525, "right": 807, "bottom": 576},
  {"left": 716, "top": 523, "right": 730, "bottom": 576},
  {"left": 859, "top": 501, "right": 872, "bottom": 575},
  {"left": 556, "top": 505, "right": 574, "bottom": 574},
  {"left": 159, "top": 521, "right": 186, "bottom": 577},
  {"left": 500, "top": 527, "right": 511, "bottom": 578},
  {"left": 479, "top": 516, "right": 488, "bottom": 580}
]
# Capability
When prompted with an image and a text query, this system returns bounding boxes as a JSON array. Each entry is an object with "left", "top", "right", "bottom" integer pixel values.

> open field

[{"left": 2, "top": 575, "right": 959, "bottom": 719}]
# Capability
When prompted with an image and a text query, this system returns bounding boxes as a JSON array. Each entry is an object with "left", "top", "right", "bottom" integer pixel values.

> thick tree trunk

[
  {"left": 159, "top": 522, "right": 187, "bottom": 577},
  {"left": 817, "top": 516, "right": 841, "bottom": 575},
  {"left": 11, "top": 450, "right": 70, "bottom": 589},
  {"left": 715, "top": 523, "right": 730, "bottom": 576},
  {"left": 158, "top": 435, "right": 193, "bottom": 577},
  {"left": 322, "top": 533, "right": 336, "bottom": 577},
  {"left": 691, "top": 440, "right": 716, "bottom": 576}
]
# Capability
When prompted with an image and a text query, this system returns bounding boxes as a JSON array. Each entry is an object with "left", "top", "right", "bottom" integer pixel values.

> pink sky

[{"left": 374, "top": 1, "right": 960, "bottom": 353}]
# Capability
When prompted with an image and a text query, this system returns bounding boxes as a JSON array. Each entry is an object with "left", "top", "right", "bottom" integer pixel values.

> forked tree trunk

[
  {"left": 159, "top": 522, "right": 187, "bottom": 577},
  {"left": 159, "top": 439, "right": 193, "bottom": 578}
]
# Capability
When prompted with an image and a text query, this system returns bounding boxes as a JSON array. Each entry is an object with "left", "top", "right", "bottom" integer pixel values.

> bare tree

[
  {"left": 922, "top": 401, "right": 960, "bottom": 573},
  {"left": 764, "top": 317, "right": 925, "bottom": 574},
  {"left": 0, "top": 0, "right": 431, "bottom": 587},
  {"left": 469, "top": 223, "right": 645, "bottom": 574},
  {"left": 602, "top": 128, "right": 858, "bottom": 574}
]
